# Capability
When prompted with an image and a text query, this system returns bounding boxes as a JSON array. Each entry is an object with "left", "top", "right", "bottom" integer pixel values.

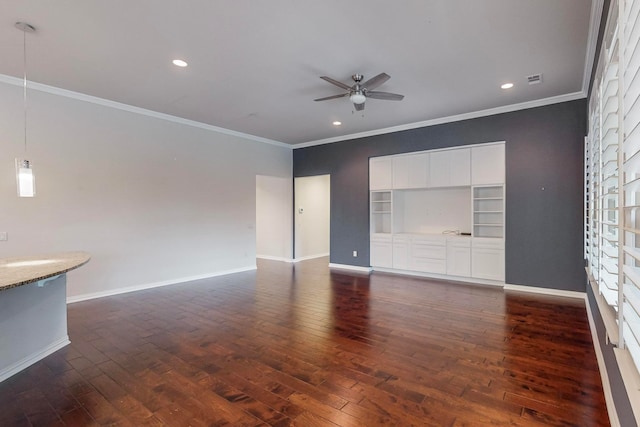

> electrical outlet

[
  {"left": 352, "top": 250, "right": 358, "bottom": 257},
  {"left": 0, "top": 232, "right": 7, "bottom": 241}
]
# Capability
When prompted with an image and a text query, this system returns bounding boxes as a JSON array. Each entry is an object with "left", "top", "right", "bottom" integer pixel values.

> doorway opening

[
  {"left": 294, "top": 174, "right": 330, "bottom": 261},
  {"left": 256, "top": 175, "right": 293, "bottom": 262}
]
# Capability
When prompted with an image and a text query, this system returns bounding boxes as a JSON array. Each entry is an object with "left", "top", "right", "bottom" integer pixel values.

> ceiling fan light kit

[
  {"left": 314, "top": 72, "right": 404, "bottom": 111},
  {"left": 349, "top": 92, "right": 366, "bottom": 105}
]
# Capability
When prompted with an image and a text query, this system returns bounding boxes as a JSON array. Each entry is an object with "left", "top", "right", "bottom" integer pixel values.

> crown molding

[
  {"left": 0, "top": 73, "right": 589, "bottom": 151},
  {"left": 582, "top": 0, "right": 605, "bottom": 95},
  {"left": 0, "top": 74, "right": 291, "bottom": 149},
  {"left": 293, "top": 91, "right": 586, "bottom": 149}
]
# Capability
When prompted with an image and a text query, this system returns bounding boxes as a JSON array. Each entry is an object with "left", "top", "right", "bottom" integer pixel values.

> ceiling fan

[{"left": 314, "top": 73, "right": 404, "bottom": 111}]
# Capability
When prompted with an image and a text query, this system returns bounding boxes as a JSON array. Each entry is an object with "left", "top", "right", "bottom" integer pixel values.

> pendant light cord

[{"left": 22, "top": 26, "right": 27, "bottom": 154}]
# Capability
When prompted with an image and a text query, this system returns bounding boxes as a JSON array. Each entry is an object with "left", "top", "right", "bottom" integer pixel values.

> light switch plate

[{"left": 0, "top": 232, "right": 7, "bottom": 241}]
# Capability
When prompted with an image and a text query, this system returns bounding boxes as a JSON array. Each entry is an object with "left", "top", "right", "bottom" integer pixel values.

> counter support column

[{"left": 0, "top": 274, "right": 70, "bottom": 382}]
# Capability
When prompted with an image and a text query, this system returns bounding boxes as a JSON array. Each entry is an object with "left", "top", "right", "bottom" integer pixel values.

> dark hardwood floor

[{"left": 0, "top": 257, "right": 609, "bottom": 426}]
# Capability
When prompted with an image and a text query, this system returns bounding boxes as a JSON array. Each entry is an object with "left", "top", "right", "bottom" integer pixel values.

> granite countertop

[{"left": 0, "top": 252, "right": 91, "bottom": 292}]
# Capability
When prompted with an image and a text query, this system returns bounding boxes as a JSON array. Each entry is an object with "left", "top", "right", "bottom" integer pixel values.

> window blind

[
  {"left": 622, "top": 0, "right": 640, "bottom": 375},
  {"left": 586, "top": 1, "right": 619, "bottom": 325}
]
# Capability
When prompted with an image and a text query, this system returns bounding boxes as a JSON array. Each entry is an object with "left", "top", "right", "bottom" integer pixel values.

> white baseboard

[
  {"left": 0, "top": 336, "right": 70, "bottom": 383},
  {"left": 66, "top": 266, "right": 257, "bottom": 304},
  {"left": 293, "top": 253, "right": 329, "bottom": 262},
  {"left": 585, "top": 295, "right": 620, "bottom": 427},
  {"left": 504, "top": 283, "right": 586, "bottom": 299},
  {"left": 256, "top": 255, "right": 294, "bottom": 263},
  {"left": 328, "top": 263, "right": 372, "bottom": 273}
]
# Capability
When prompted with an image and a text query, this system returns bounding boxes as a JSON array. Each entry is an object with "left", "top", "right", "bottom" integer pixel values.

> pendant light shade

[
  {"left": 15, "top": 22, "right": 36, "bottom": 198},
  {"left": 16, "top": 159, "right": 35, "bottom": 197}
]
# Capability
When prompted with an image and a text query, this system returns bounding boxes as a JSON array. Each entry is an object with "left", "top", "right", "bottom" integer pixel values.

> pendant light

[{"left": 15, "top": 22, "right": 36, "bottom": 197}]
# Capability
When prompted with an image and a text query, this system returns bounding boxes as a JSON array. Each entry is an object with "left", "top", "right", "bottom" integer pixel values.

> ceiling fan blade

[
  {"left": 362, "top": 73, "right": 390, "bottom": 90},
  {"left": 320, "top": 76, "right": 352, "bottom": 91},
  {"left": 355, "top": 102, "right": 365, "bottom": 111},
  {"left": 314, "top": 93, "right": 349, "bottom": 102},
  {"left": 366, "top": 91, "right": 404, "bottom": 101}
]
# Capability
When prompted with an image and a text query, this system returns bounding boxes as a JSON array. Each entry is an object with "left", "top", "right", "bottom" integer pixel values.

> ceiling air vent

[{"left": 527, "top": 74, "right": 543, "bottom": 85}]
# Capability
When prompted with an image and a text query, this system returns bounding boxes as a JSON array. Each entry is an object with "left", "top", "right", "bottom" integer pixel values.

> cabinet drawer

[
  {"left": 411, "top": 257, "right": 446, "bottom": 274},
  {"left": 411, "top": 243, "right": 446, "bottom": 259},
  {"left": 472, "top": 239, "right": 504, "bottom": 250},
  {"left": 446, "top": 239, "right": 471, "bottom": 248}
]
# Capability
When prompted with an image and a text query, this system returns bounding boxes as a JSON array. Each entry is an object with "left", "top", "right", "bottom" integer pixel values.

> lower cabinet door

[
  {"left": 371, "top": 239, "right": 393, "bottom": 268},
  {"left": 446, "top": 244, "right": 471, "bottom": 277},
  {"left": 411, "top": 257, "right": 446, "bottom": 274},
  {"left": 471, "top": 247, "right": 505, "bottom": 281},
  {"left": 393, "top": 240, "right": 410, "bottom": 270}
]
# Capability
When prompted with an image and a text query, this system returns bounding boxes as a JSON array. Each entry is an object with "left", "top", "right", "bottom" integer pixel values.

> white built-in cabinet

[
  {"left": 447, "top": 239, "right": 471, "bottom": 277},
  {"left": 471, "top": 239, "right": 505, "bottom": 281},
  {"left": 369, "top": 157, "right": 393, "bottom": 190},
  {"left": 471, "top": 144, "right": 505, "bottom": 185},
  {"left": 392, "top": 235, "right": 410, "bottom": 270},
  {"left": 369, "top": 142, "right": 505, "bottom": 283},
  {"left": 430, "top": 148, "right": 471, "bottom": 187},
  {"left": 370, "top": 236, "right": 393, "bottom": 268},
  {"left": 393, "top": 153, "right": 429, "bottom": 189}
]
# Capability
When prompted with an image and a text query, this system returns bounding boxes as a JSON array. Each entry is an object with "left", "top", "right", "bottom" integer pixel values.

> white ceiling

[{"left": 0, "top": 0, "right": 597, "bottom": 146}]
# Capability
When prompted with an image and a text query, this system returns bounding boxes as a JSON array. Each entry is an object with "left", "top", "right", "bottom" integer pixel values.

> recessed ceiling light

[
  {"left": 501, "top": 83, "right": 514, "bottom": 89},
  {"left": 333, "top": 121, "right": 342, "bottom": 126},
  {"left": 172, "top": 59, "right": 188, "bottom": 67}
]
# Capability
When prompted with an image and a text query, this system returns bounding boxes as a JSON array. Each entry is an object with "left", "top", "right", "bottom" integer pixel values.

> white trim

[
  {"left": 613, "top": 348, "right": 640, "bottom": 425},
  {"left": 293, "top": 92, "right": 585, "bottom": 149},
  {"left": 0, "top": 74, "right": 291, "bottom": 149},
  {"left": 503, "top": 283, "right": 586, "bottom": 299},
  {"left": 0, "top": 336, "right": 70, "bottom": 383},
  {"left": 371, "top": 267, "right": 503, "bottom": 287},
  {"left": 586, "top": 295, "right": 621, "bottom": 427},
  {"left": 586, "top": 267, "right": 620, "bottom": 345},
  {"left": 583, "top": 0, "right": 606, "bottom": 94},
  {"left": 328, "top": 263, "right": 372, "bottom": 273},
  {"left": 0, "top": 72, "right": 587, "bottom": 151},
  {"left": 293, "top": 253, "right": 330, "bottom": 262},
  {"left": 386, "top": 140, "right": 505, "bottom": 157},
  {"left": 66, "top": 266, "right": 257, "bottom": 303},
  {"left": 256, "top": 255, "right": 295, "bottom": 263}
]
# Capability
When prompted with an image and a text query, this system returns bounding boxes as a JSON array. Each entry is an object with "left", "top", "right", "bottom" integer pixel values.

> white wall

[
  {"left": 294, "top": 175, "right": 330, "bottom": 260},
  {"left": 256, "top": 175, "right": 292, "bottom": 261},
  {"left": 394, "top": 188, "right": 471, "bottom": 234},
  {"left": 0, "top": 79, "right": 292, "bottom": 300}
]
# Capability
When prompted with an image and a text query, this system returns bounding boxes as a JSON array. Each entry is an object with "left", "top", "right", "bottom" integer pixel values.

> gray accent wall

[{"left": 294, "top": 99, "right": 586, "bottom": 291}]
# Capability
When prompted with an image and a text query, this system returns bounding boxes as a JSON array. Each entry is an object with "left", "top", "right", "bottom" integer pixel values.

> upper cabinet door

[
  {"left": 472, "top": 144, "right": 505, "bottom": 185},
  {"left": 393, "top": 153, "right": 429, "bottom": 189},
  {"left": 449, "top": 148, "right": 471, "bottom": 186},
  {"left": 429, "top": 151, "right": 450, "bottom": 188},
  {"left": 429, "top": 148, "right": 470, "bottom": 187},
  {"left": 370, "top": 157, "right": 393, "bottom": 190}
]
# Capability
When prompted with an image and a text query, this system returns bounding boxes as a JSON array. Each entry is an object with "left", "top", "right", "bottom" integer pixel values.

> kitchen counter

[
  {"left": 0, "top": 251, "right": 90, "bottom": 383},
  {"left": 0, "top": 251, "right": 90, "bottom": 291}
]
